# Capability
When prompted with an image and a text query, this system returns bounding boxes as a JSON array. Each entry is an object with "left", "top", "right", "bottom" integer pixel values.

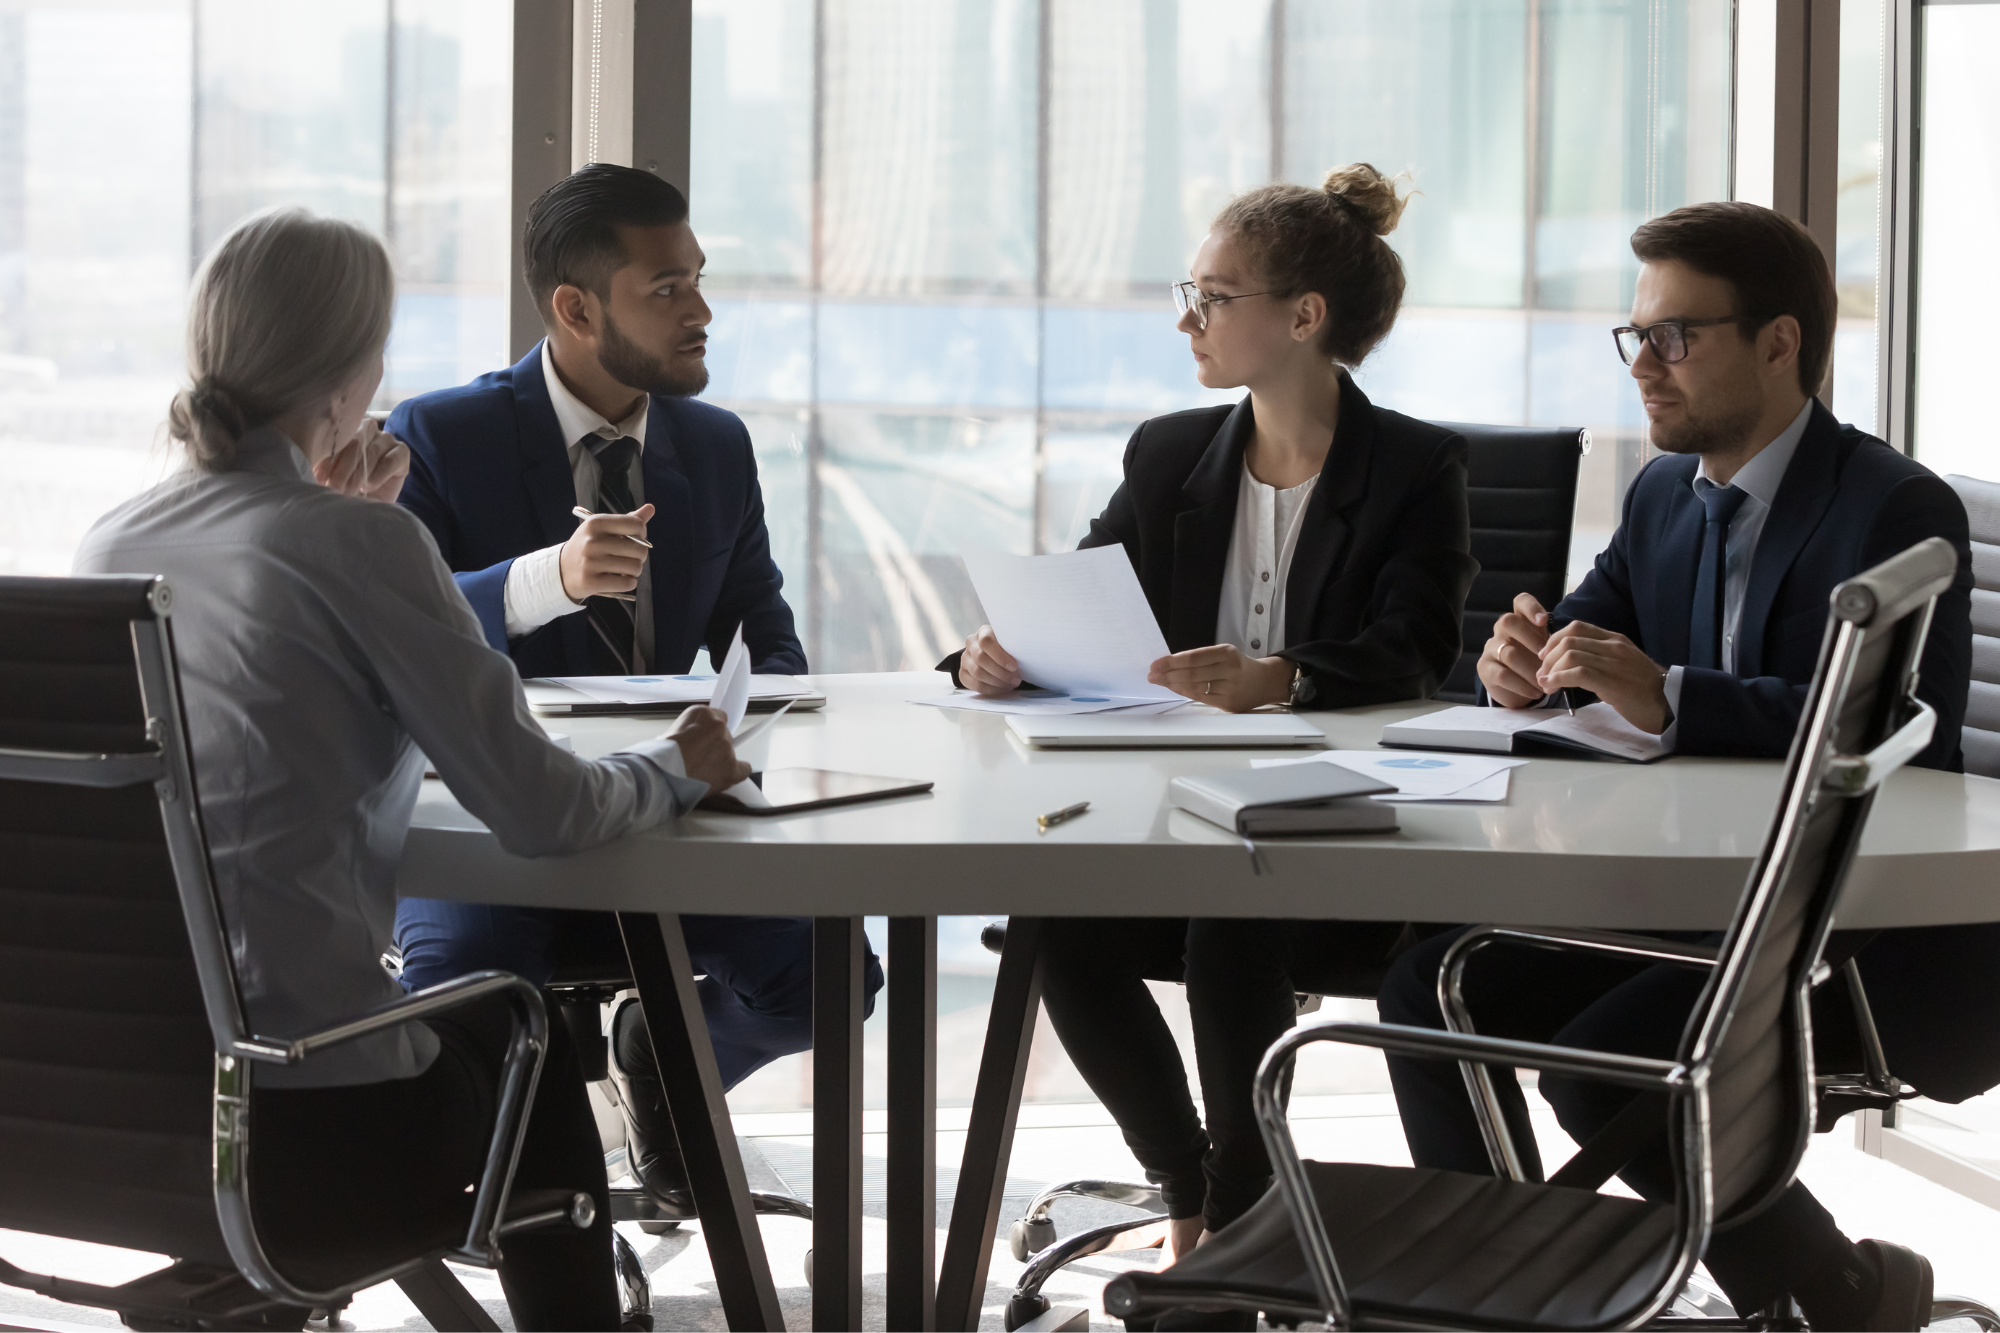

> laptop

[
  {"left": 523, "top": 675, "right": 827, "bottom": 717},
  {"left": 1006, "top": 711, "right": 1327, "bottom": 749}
]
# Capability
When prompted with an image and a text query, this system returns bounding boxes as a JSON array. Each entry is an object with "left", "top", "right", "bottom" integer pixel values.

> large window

[
  {"left": 0, "top": 0, "right": 507, "bottom": 576},
  {"left": 694, "top": 0, "right": 1735, "bottom": 674},
  {"left": 1909, "top": 0, "right": 2000, "bottom": 480}
]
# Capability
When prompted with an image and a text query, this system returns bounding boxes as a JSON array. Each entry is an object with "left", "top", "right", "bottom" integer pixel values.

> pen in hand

[{"left": 571, "top": 505, "right": 654, "bottom": 548}]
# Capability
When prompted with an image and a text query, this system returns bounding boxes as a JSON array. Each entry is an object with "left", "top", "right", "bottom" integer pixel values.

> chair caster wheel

[
  {"left": 1004, "top": 1294, "right": 1051, "bottom": 1330},
  {"left": 637, "top": 1220, "right": 680, "bottom": 1235},
  {"left": 802, "top": 1248, "right": 812, "bottom": 1286},
  {"left": 1009, "top": 1215, "right": 1057, "bottom": 1262}
]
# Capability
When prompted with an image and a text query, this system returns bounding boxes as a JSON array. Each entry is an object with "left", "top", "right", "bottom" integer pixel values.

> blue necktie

[{"left": 1689, "top": 482, "right": 1749, "bottom": 671}]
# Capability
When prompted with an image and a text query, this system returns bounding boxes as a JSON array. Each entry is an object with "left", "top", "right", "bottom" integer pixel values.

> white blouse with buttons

[{"left": 1215, "top": 461, "right": 1319, "bottom": 658}]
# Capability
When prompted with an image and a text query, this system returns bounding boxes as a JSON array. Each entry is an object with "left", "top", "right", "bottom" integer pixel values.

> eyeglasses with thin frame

[
  {"left": 1172, "top": 280, "right": 1280, "bottom": 330},
  {"left": 1612, "top": 316, "right": 1753, "bottom": 366}
]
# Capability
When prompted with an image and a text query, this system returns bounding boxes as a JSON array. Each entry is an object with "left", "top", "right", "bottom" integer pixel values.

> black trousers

[
  {"left": 1040, "top": 916, "right": 1413, "bottom": 1233},
  {"left": 251, "top": 993, "right": 619, "bottom": 1331},
  {"left": 1377, "top": 925, "right": 1871, "bottom": 1317}
]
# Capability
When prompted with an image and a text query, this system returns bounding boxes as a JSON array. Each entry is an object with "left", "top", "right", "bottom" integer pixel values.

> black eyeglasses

[
  {"left": 1612, "top": 316, "right": 1753, "bottom": 366},
  {"left": 1172, "top": 280, "right": 1280, "bottom": 330}
]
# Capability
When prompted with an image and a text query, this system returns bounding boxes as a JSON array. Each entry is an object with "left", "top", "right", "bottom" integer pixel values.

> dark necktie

[
  {"left": 584, "top": 435, "right": 645, "bottom": 674},
  {"left": 1689, "top": 482, "right": 1749, "bottom": 671}
]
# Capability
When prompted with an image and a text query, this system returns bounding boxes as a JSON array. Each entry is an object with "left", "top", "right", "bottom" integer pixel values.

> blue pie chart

[{"left": 1380, "top": 757, "right": 1452, "bottom": 769}]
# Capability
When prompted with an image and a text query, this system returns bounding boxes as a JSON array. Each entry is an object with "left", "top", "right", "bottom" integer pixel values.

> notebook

[
  {"left": 1380, "top": 702, "right": 1668, "bottom": 764},
  {"left": 1169, "top": 764, "right": 1399, "bottom": 836},
  {"left": 1006, "top": 712, "right": 1326, "bottom": 749}
]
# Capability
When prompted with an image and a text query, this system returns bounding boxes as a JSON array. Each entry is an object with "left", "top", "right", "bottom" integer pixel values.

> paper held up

[
  {"left": 913, "top": 689, "right": 1188, "bottom": 717},
  {"left": 1252, "top": 749, "right": 1525, "bottom": 803},
  {"left": 960, "top": 546, "right": 1180, "bottom": 701}
]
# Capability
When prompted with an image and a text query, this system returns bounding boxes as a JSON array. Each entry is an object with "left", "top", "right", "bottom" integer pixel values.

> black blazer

[
  {"left": 1554, "top": 400, "right": 1972, "bottom": 768},
  {"left": 947, "top": 375, "right": 1476, "bottom": 709}
]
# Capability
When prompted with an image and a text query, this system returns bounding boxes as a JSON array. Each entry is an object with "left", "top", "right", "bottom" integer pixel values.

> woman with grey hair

[{"left": 75, "top": 207, "right": 746, "bottom": 1329}]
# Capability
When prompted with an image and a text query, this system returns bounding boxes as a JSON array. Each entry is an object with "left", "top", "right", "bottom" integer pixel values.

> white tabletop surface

[{"left": 397, "top": 671, "right": 2000, "bottom": 930}]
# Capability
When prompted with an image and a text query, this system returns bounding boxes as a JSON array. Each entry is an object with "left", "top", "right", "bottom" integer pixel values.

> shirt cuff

[
  {"left": 503, "top": 542, "right": 581, "bottom": 638},
  {"left": 1659, "top": 665, "right": 1684, "bottom": 752},
  {"left": 615, "top": 736, "right": 707, "bottom": 814}
]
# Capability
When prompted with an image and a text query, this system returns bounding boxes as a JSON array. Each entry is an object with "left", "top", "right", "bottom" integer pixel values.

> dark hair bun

[{"left": 1321, "top": 163, "right": 1409, "bottom": 237}]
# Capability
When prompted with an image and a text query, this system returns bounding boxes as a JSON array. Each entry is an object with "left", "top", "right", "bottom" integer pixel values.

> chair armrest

[
  {"left": 1247, "top": 1019, "right": 1687, "bottom": 1328},
  {"left": 211, "top": 971, "right": 552, "bottom": 1308},
  {"left": 1437, "top": 925, "right": 1714, "bottom": 1180},
  {"left": 1280, "top": 1019, "right": 1686, "bottom": 1092},
  {"left": 228, "top": 971, "right": 540, "bottom": 1066}
]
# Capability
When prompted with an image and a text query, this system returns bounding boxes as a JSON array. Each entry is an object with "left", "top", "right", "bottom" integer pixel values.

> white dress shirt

[
  {"left": 501, "top": 340, "right": 655, "bottom": 664},
  {"left": 75, "top": 426, "right": 702, "bottom": 1088},
  {"left": 1659, "top": 398, "right": 1815, "bottom": 747},
  {"left": 1216, "top": 462, "right": 1320, "bottom": 656}
]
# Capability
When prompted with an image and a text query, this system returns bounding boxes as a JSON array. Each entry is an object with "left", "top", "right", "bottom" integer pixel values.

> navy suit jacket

[
  {"left": 1556, "top": 401, "right": 1972, "bottom": 770},
  {"left": 390, "top": 344, "right": 805, "bottom": 679},
  {"left": 1558, "top": 404, "right": 1999, "bottom": 1101}
]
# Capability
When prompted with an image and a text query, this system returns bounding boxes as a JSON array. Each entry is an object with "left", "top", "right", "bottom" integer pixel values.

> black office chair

[
  {"left": 1104, "top": 538, "right": 1970, "bottom": 1330},
  {"left": 1434, "top": 422, "right": 1590, "bottom": 703},
  {"left": 0, "top": 574, "right": 591, "bottom": 1332},
  {"left": 1945, "top": 473, "right": 2000, "bottom": 779}
]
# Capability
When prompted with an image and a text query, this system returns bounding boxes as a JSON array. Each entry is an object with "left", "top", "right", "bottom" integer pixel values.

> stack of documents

[
  {"left": 1380, "top": 704, "right": 1667, "bottom": 764},
  {"left": 1253, "top": 750, "right": 1525, "bottom": 802}
]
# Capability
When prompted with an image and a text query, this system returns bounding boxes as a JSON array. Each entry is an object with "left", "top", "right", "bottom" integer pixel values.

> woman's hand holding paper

[{"left": 959, "top": 624, "right": 1025, "bottom": 696}]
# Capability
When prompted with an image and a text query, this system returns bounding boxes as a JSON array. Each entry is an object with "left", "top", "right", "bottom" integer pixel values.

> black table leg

[
  {"left": 814, "top": 916, "right": 865, "bottom": 1332},
  {"left": 935, "top": 917, "right": 1046, "bottom": 1333},
  {"left": 617, "top": 912, "right": 784, "bottom": 1332},
  {"left": 886, "top": 916, "right": 938, "bottom": 1331}
]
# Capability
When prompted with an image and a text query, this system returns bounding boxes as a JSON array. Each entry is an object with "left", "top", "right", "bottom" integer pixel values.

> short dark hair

[
  {"left": 523, "top": 163, "right": 689, "bottom": 318},
  {"left": 1629, "top": 201, "right": 1835, "bottom": 396}
]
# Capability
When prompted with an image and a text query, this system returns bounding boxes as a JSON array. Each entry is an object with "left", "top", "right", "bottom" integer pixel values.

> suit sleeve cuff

[
  {"left": 503, "top": 543, "right": 581, "bottom": 638},
  {"left": 1659, "top": 665, "right": 1684, "bottom": 752},
  {"left": 615, "top": 737, "right": 708, "bottom": 813}
]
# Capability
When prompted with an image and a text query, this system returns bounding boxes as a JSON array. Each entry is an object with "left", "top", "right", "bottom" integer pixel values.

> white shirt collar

[
  {"left": 539, "top": 338, "right": 649, "bottom": 454},
  {"left": 1697, "top": 398, "right": 1814, "bottom": 507}
]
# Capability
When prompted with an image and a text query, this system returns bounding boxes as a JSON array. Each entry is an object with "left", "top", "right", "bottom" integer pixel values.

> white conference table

[{"left": 397, "top": 670, "right": 2000, "bottom": 1332}]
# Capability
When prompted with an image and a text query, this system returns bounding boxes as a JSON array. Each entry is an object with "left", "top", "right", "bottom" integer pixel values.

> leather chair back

[
  {"left": 1432, "top": 423, "right": 1588, "bottom": 702},
  {"left": 0, "top": 575, "right": 233, "bottom": 1265},
  {"left": 1688, "top": 538, "right": 1954, "bottom": 1222},
  {"left": 1945, "top": 474, "right": 2000, "bottom": 777}
]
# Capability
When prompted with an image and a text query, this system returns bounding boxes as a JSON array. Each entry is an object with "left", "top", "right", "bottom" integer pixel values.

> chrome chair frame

[
  {"left": 0, "top": 575, "right": 578, "bottom": 1325},
  {"left": 1210, "top": 538, "right": 1954, "bottom": 1330}
]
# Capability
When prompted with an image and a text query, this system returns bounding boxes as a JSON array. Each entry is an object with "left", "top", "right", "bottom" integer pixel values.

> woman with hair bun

[{"left": 950, "top": 165, "right": 1475, "bottom": 1272}]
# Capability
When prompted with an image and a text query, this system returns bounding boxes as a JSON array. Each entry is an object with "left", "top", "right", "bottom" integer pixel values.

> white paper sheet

[
  {"left": 710, "top": 625, "right": 752, "bottom": 733},
  {"left": 1252, "top": 749, "right": 1525, "bottom": 802},
  {"left": 1384, "top": 706, "right": 1557, "bottom": 739},
  {"left": 960, "top": 547, "right": 1180, "bottom": 700},
  {"left": 912, "top": 690, "right": 1188, "bottom": 717},
  {"left": 1526, "top": 703, "right": 1670, "bottom": 763}
]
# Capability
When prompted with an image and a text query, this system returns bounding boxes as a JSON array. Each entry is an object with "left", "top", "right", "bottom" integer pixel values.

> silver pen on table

[{"left": 1037, "top": 800, "right": 1090, "bottom": 832}]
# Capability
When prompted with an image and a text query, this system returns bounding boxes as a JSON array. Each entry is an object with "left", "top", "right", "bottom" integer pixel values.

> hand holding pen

[{"left": 560, "top": 503, "right": 654, "bottom": 604}]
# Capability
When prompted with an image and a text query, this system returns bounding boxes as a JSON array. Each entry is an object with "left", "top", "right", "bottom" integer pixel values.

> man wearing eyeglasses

[
  {"left": 1380, "top": 201, "right": 1986, "bottom": 1330},
  {"left": 1477, "top": 202, "right": 1970, "bottom": 761}
]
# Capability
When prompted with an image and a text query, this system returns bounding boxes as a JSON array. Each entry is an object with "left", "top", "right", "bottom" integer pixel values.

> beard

[
  {"left": 598, "top": 310, "right": 709, "bottom": 398},
  {"left": 1646, "top": 394, "right": 1761, "bottom": 457}
]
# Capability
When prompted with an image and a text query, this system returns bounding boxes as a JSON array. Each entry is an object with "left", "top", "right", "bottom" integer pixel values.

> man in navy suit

[
  {"left": 389, "top": 164, "right": 878, "bottom": 1207},
  {"left": 1379, "top": 202, "right": 1981, "bottom": 1328}
]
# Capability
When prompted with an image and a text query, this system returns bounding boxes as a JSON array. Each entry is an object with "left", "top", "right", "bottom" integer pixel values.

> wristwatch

[{"left": 1285, "top": 661, "right": 1310, "bottom": 708}]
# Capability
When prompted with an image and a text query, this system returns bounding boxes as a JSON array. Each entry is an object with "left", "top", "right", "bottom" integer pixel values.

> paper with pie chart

[{"left": 1251, "top": 749, "right": 1525, "bottom": 802}]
